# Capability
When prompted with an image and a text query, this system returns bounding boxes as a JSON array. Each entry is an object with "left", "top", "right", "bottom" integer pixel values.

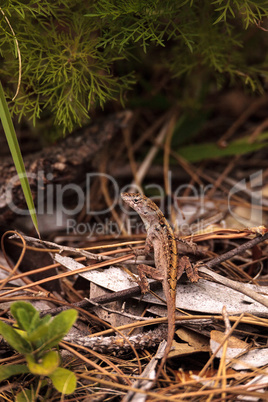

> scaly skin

[{"left": 121, "top": 192, "right": 178, "bottom": 382}]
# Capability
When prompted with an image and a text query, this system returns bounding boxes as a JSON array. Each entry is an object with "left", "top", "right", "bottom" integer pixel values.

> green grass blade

[{"left": 0, "top": 82, "right": 40, "bottom": 237}]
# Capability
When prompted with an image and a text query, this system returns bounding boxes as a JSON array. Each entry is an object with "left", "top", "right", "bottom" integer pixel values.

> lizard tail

[{"left": 154, "top": 298, "right": 176, "bottom": 384}]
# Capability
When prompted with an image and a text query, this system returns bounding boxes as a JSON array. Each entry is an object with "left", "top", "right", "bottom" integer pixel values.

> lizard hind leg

[{"left": 178, "top": 255, "right": 200, "bottom": 282}]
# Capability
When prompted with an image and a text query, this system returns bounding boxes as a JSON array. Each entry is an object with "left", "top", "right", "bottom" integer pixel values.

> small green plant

[
  {"left": 1, "top": 1, "right": 268, "bottom": 133},
  {"left": 0, "top": 301, "right": 78, "bottom": 399}
]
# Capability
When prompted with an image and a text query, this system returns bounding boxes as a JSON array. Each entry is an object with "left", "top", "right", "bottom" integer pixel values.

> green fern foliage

[{"left": 1, "top": 1, "right": 268, "bottom": 133}]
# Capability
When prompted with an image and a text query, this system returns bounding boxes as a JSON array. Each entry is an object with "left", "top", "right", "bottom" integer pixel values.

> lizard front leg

[
  {"left": 131, "top": 236, "right": 154, "bottom": 259},
  {"left": 137, "top": 264, "right": 164, "bottom": 294},
  {"left": 132, "top": 237, "right": 162, "bottom": 293}
]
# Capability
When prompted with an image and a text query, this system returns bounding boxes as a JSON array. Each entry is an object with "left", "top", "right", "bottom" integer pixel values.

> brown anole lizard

[{"left": 121, "top": 192, "right": 199, "bottom": 383}]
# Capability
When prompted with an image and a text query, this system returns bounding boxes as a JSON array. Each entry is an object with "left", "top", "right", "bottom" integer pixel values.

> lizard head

[
  {"left": 121, "top": 192, "right": 160, "bottom": 228},
  {"left": 121, "top": 192, "right": 146, "bottom": 211}
]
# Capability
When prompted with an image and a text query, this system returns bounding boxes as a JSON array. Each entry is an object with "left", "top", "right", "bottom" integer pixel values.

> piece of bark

[{"left": 0, "top": 111, "right": 132, "bottom": 225}]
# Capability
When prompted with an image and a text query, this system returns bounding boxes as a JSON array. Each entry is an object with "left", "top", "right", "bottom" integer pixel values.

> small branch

[
  {"left": 205, "top": 232, "right": 268, "bottom": 269},
  {"left": 42, "top": 280, "right": 162, "bottom": 316},
  {"left": 197, "top": 232, "right": 268, "bottom": 308},
  {"left": 86, "top": 298, "right": 151, "bottom": 321},
  {"left": 64, "top": 326, "right": 167, "bottom": 353}
]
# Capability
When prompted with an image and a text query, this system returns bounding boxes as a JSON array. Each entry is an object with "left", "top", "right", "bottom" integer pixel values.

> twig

[
  {"left": 128, "top": 118, "right": 170, "bottom": 191},
  {"left": 86, "top": 298, "right": 151, "bottom": 321},
  {"left": 42, "top": 280, "right": 162, "bottom": 316},
  {"left": 197, "top": 232, "right": 268, "bottom": 308},
  {"left": 64, "top": 326, "right": 167, "bottom": 354},
  {"left": 217, "top": 96, "right": 268, "bottom": 146},
  {"left": 205, "top": 232, "right": 268, "bottom": 269}
]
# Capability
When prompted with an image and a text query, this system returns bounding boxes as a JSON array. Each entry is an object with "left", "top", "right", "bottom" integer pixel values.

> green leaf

[
  {"left": 26, "top": 321, "right": 51, "bottom": 349},
  {"left": 0, "top": 321, "right": 32, "bottom": 354},
  {"left": 0, "top": 81, "right": 39, "bottom": 237},
  {"left": 29, "top": 314, "right": 52, "bottom": 334},
  {"left": 178, "top": 133, "right": 268, "bottom": 162},
  {"left": 0, "top": 364, "right": 29, "bottom": 381},
  {"left": 27, "top": 309, "right": 77, "bottom": 352},
  {"left": 26, "top": 351, "right": 60, "bottom": 376},
  {"left": 10, "top": 302, "right": 39, "bottom": 332},
  {"left": 29, "top": 309, "right": 77, "bottom": 351},
  {"left": 42, "top": 309, "right": 78, "bottom": 351},
  {"left": 48, "top": 368, "right": 76, "bottom": 395},
  {"left": 16, "top": 388, "right": 34, "bottom": 402}
]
